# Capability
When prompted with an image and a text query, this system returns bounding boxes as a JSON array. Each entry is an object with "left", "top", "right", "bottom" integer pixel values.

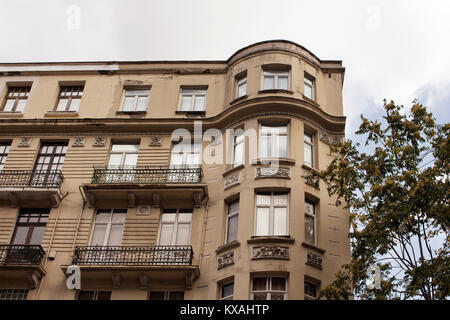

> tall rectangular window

[
  {"left": 304, "top": 281, "right": 318, "bottom": 300},
  {"left": 121, "top": 88, "right": 150, "bottom": 112},
  {"left": 226, "top": 200, "right": 239, "bottom": 243},
  {"left": 237, "top": 76, "right": 247, "bottom": 98},
  {"left": 232, "top": 130, "right": 244, "bottom": 167},
  {"left": 0, "top": 142, "right": 11, "bottom": 171},
  {"left": 304, "top": 132, "right": 314, "bottom": 167},
  {"left": 251, "top": 277, "right": 286, "bottom": 300},
  {"left": 32, "top": 142, "right": 68, "bottom": 186},
  {"left": 304, "top": 74, "right": 315, "bottom": 100},
  {"left": 77, "top": 291, "right": 111, "bottom": 300},
  {"left": 0, "top": 289, "right": 29, "bottom": 300},
  {"left": 259, "top": 124, "right": 288, "bottom": 158},
  {"left": 305, "top": 200, "right": 316, "bottom": 244},
  {"left": 55, "top": 85, "right": 84, "bottom": 112},
  {"left": 107, "top": 144, "right": 139, "bottom": 169},
  {"left": 1, "top": 86, "right": 31, "bottom": 112},
  {"left": 263, "top": 70, "right": 289, "bottom": 90},
  {"left": 220, "top": 282, "right": 234, "bottom": 300},
  {"left": 255, "top": 192, "right": 289, "bottom": 236},
  {"left": 149, "top": 291, "right": 184, "bottom": 300},
  {"left": 90, "top": 209, "right": 126, "bottom": 247},
  {"left": 11, "top": 208, "right": 49, "bottom": 246},
  {"left": 158, "top": 209, "right": 192, "bottom": 246},
  {"left": 179, "top": 88, "right": 207, "bottom": 112}
]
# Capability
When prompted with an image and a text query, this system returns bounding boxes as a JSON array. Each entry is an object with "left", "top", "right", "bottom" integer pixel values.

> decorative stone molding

[
  {"left": 252, "top": 246, "right": 289, "bottom": 260},
  {"left": 255, "top": 167, "right": 290, "bottom": 179},
  {"left": 224, "top": 173, "right": 240, "bottom": 189},
  {"left": 18, "top": 138, "right": 32, "bottom": 147},
  {"left": 149, "top": 136, "right": 162, "bottom": 146},
  {"left": 306, "top": 251, "right": 323, "bottom": 270},
  {"left": 72, "top": 137, "right": 85, "bottom": 147},
  {"left": 217, "top": 251, "right": 234, "bottom": 270},
  {"left": 193, "top": 192, "right": 202, "bottom": 208},
  {"left": 319, "top": 131, "right": 343, "bottom": 146},
  {"left": 93, "top": 137, "right": 107, "bottom": 147},
  {"left": 304, "top": 171, "right": 320, "bottom": 190}
]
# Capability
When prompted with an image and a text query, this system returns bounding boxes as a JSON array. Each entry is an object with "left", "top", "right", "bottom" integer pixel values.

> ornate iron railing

[
  {"left": 91, "top": 167, "right": 202, "bottom": 184},
  {"left": 0, "top": 245, "right": 45, "bottom": 265},
  {"left": 72, "top": 246, "right": 193, "bottom": 266},
  {"left": 0, "top": 170, "right": 64, "bottom": 188}
]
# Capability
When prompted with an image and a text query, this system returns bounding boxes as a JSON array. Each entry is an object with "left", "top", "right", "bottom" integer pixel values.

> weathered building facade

[{"left": 0, "top": 40, "right": 350, "bottom": 300}]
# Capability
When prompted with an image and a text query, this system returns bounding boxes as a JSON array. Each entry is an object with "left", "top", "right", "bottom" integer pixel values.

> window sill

[
  {"left": 301, "top": 164, "right": 319, "bottom": 173},
  {"left": 116, "top": 110, "right": 147, "bottom": 116},
  {"left": 229, "top": 95, "right": 248, "bottom": 106},
  {"left": 258, "top": 89, "right": 294, "bottom": 95},
  {"left": 251, "top": 158, "right": 296, "bottom": 166},
  {"left": 215, "top": 240, "right": 240, "bottom": 255},
  {"left": 222, "top": 164, "right": 245, "bottom": 177},
  {"left": 247, "top": 236, "right": 295, "bottom": 244},
  {"left": 302, "top": 242, "right": 326, "bottom": 255},
  {"left": 0, "top": 111, "right": 24, "bottom": 118},
  {"left": 175, "top": 110, "right": 206, "bottom": 116},
  {"left": 44, "top": 111, "right": 79, "bottom": 118}
]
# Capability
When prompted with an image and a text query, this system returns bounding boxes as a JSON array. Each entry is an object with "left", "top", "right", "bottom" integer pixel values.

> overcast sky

[{"left": 1, "top": 0, "right": 449, "bottom": 136}]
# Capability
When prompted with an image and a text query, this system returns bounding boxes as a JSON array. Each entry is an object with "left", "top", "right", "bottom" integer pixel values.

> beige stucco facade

[{"left": 0, "top": 40, "right": 350, "bottom": 300}]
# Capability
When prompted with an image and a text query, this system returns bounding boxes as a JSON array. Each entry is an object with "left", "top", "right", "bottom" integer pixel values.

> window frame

[
  {"left": 88, "top": 209, "right": 127, "bottom": 247},
  {"left": 120, "top": 87, "right": 150, "bottom": 112},
  {"left": 304, "top": 132, "right": 314, "bottom": 167},
  {"left": 262, "top": 69, "right": 290, "bottom": 90},
  {"left": 304, "top": 200, "right": 316, "bottom": 245},
  {"left": 178, "top": 88, "right": 207, "bottom": 112},
  {"left": 0, "top": 288, "right": 29, "bottom": 300},
  {"left": 1, "top": 86, "right": 31, "bottom": 113},
  {"left": 107, "top": 143, "right": 140, "bottom": 169},
  {"left": 220, "top": 282, "right": 234, "bottom": 300},
  {"left": 250, "top": 276, "right": 287, "bottom": 300},
  {"left": 304, "top": 73, "right": 315, "bottom": 100},
  {"left": 236, "top": 76, "right": 247, "bottom": 98},
  {"left": 225, "top": 199, "right": 239, "bottom": 244},
  {"left": 169, "top": 140, "right": 201, "bottom": 169},
  {"left": 55, "top": 85, "right": 84, "bottom": 112},
  {"left": 157, "top": 209, "right": 193, "bottom": 246},
  {"left": 304, "top": 279, "right": 320, "bottom": 300},
  {"left": 258, "top": 123, "right": 289, "bottom": 159},
  {"left": 232, "top": 130, "right": 244, "bottom": 167},
  {"left": 254, "top": 192, "right": 289, "bottom": 237}
]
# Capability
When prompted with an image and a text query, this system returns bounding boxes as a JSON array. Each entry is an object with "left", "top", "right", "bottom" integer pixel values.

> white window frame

[
  {"left": 89, "top": 209, "right": 126, "bottom": 247},
  {"left": 107, "top": 144, "right": 140, "bottom": 169},
  {"left": 55, "top": 85, "right": 84, "bottom": 112},
  {"left": 225, "top": 199, "right": 239, "bottom": 244},
  {"left": 236, "top": 76, "right": 247, "bottom": 98},
  {"left": 262, "top": 69, "right": 290, "bottom": 90},
  {"left": 178, "top": 88, "right": 207, "bottom": 112},
  {"left": 220, "top": 282, "right": 234, "bottom": 300},
  {"left": 250, "top": 276, "right": 287, "bottom": 300},
  {"left": 304, "top": 74, "right": 315, "bottom": 100},
  {"left": 120, "top": 88, "right": 150, "bottom": 112},
  {"left": 170, "top": 141, "right": 201, "bottom": 169},
  {"left": 305, "top": 200, "right": 316, "bottom": 245},
  {"left": 255, "top": 192, "right": 289, "bottom": 236},
  {"left": 258, "top": 124, "right": 289, "bottom": 159},
  {"left": 157, "top": 209, "right": 193, "bottom": 246},
  {"left": 304, "top": 132, "right": 314, "bottom": 167},
  {"left": 0, "top": 142, "right": 11, "bottom": 171},
  {"left": 1, "top": 86, "right": 31, "bottom": 113},
  {"left": 232, "top": 130, "right": 244, "bottom": 167}
]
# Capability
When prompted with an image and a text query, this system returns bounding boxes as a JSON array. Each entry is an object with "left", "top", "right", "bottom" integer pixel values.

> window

[
  {"left": 170, "top": 141, "right": 201, "bottom": 169},
  {"left": 304, "top": 73, "right": 315, "bottom": 100},
  {"left": 32, "top": 142, "right": 67, "bottom": 186},
  {"left": 262, "top": 69, "right": 289, "bottom": 90},
  {"left": 77, "top": 291, "right": 111, "bottom": 300},
  {"left": 232, "top": 130, "right": 244, "bottom": 167},
  {"left": 304, "top": 132, "right": 314, "bottom": 167},
  {"left": 0, "top": 289, "right": 29, "bottom": 300},
  {"left": 11, "top": 208, "right": 49, "bottom": 246},
  {"left": 236, "top": 76, "right": 247, "bottom": 98},
  {"left": 0, "top": 142, "right": 11, "bottom": 171},
  {"left": 220, "top": 282, "right": 234, "bottom": 300},
  {"left": 251, "top": 277, "right": 286, "bottom": 300},
  {"left": 107, "top": 144, "right": 139, "bottom": 169},
  {"left": 158, "top": 209, "right": 192, "bottom": 246},
  {"left": 179, "top": 88, "right": 207, "bottom": 112},
  {"left": 149, "top": 291, "right": 184, "bottom": 300},
  {"left": 305, "top": 200, "right": 316, "bottom": 244},
  {"left": 55, "top": 85, "right": 84, "bottom": 112},
  {"left": 1, "top": 86, "right": 31, "bottom": 112},
  {"left": 90, "top": 209, "right": 126, "bottom": 247},
  {"left": 259, "top": 124, "right": 288, "bottom": 158},
  {"left": 121, "top": 88, "right": 150, "bottom": 112},
  {"left": 304, "top": 281, "right": 318, "bottom": 300},
  {"left": 225, "top": 200, "right": 239, "bottom": 243},
  {"left": 255, "top": 192, "right": 289, "bottom": 236}
]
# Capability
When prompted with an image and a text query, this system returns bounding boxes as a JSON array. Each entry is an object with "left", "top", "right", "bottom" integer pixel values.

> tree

[{"left": 315, "top": 100, "right": 449, "bottom": 300}]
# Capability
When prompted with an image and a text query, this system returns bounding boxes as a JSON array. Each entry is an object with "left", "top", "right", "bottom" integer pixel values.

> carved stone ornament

[
  {"left": 93, "top": 137, "right": 107, "bottom": 147},
  {"left": 304, "top": 171, "right": 320, "bottom": 190},
  {"left": 224, "top": 173, "right": 240, "bottom": 189},
  {"left": 255, "top": 167, "right": 290, "bottom": 179},
  {"left": 306, "top": 251, "right": 323, "bottom": 270},
  {"left": 217, "top": 251, "right": 234, "bottom": 270},
  {"left": 18, "top": 138, "right": 32, "bottom": 147},
  {"left": 252, "top": 246, "right": 289, "bottom": 260},
  {"left": 319, "top": 131, "right": 344, "bottom": 146},
  {"left": 72, "top": 137, "right": 85, "bottom": 147},
  {"left": 149, "top": 136, "right": 162, "bottom": 146}
]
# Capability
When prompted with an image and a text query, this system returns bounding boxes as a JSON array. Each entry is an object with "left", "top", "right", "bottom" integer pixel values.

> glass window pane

[
  {"left": 159, "top": 223, "right": 174, "bottom": 245},
  {"left": 221, "top": 283, "right": 234, "bottom": 298},
  {"left": 256, "top": 194, "right": 271, "bottom": 206},
  {"left": 305, "top": 202, "right": 315, "bottom": 215},
  {"left": 29, "top": 226, "right": 46, "bottom": 245},
  {"left": 228, "top": 200, "right": 239, "bottom": 214},
  {"left": 259, "top": 135, "right": 270, "bottom": 158},
  {"left": 304, "top": 78, "right": 313, "bottom": 86},
  {"left": 97, "top": 291, "right": 112, "bottom": 300},
  {"left": 274, "top": 207, "right": 287, "bottom": 235},
  {"left": 238, "top": 82, "right": 246, "bottom": 97},
  {"left": 256, "top": 207, "right": 270, "bottom": 236},
  {"left": 304, "top": 133, "right": 313, "bottom": 144},
  {"left": 278, "top": 76, "right": 289, "bottom": 89},
  {"left": 122, "top": 96, "right": 135, "bottom": 111},
  {"left": 304, "top": 85, "right": 313, "bottom": 99},
  {"left": 178, "top": 213, "right": 192, "bottom": 223},
  {"left": 69, "top": 98, "right": 80, "bottom": 111},
  {"left": 149, "top": 292, "right": 165, "bottom": 300},
  {"left": 193, "top": 95, "right": 205, "bottom": 111},
  {"left": 271, "top": 277, "right": 286, "bottom": 291},
  {"left": 277, "top": 135, "right": 287, "bottom": 158},
  {"left": 16, "top": 99, "right": 27, "bottom": 112},
  {"left": 305, "top": 215, "right": 315, "bottom": 243},
  {"left": 161, "top": 212, "right": 176, "bottom": 222},
  {"left": 176, "top": 223, "right": 191, "bottom": 245},
  {"left": 111, "top": 144, "right": 139, "bottom": 152},
  {"left": 305, "top": 282, "right": 317, "bottom": 298},
  {"left": 3, "top": 99, "right": 15, "bottom": 111},
  {"left": 107, "top": 224, "right": 123, "bottom": 246},
  {"left": 263, "top": 76, "right": 275, "bottom": 90},
  {"left": 227, "top": 214, "right": 238, "bottom": 243},
  {"left": 112, "top": 211, "right": 127, "bottom": 223},
  {"left": 107, "top": 154, "right": 122, "bottom": 168},
  {"left": 252, "top": 278, "right": 267, "bottom": 291},
  {"left": 95, "top": 210, "right": 111, "bottom": 222},
  {"left": 274, "top": 193, "right": 288, "bottom": 206},
  {"left": 304, "top": 144, "right": 313, "bottom": 166},
  {"left": 233, "top": 142, "right": 243, "bottom": 165},
  {"left": 124, "top": 153, "right": 138, "bottom": 168},
  {"left": 56, "top": 98, "right": 68, "bottom": 111},
  {"left": 180, "top": 95, "right": 191, "bottom": 111},
  {"left": 78, "top": 291, "right": 95, "bottom": 300},
  {"left": 169, "top": 292, "right": 184, "bottom": 300},
  {"left": 12, "top": 226, "right": 29, "bottom": 244},
  {"left": 270, "top": 293, "right": 285, "bottom": 300},
  {"left": 90, "top": 224, "right": 107, "bottom": 246},
  {"left": 136, "top": 96, "right": 148, "bottom": 111}
]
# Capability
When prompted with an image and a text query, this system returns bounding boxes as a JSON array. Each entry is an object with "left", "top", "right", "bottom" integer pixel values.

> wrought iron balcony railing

[
  {"left": 72, "top": 246, "right": 194, "bottom": 266},
  {"left": 0, "top": 245, "right": 45, "bottom": 265},
  {"left": 0, "top": 170, "right": 64, "bottom": 188},
  {"left": 91, "top": 167, "right": 202, "bottom": 184}
]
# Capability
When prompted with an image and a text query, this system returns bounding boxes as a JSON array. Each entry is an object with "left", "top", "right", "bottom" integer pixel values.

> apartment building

[{"left": 0, "top": 40, "right": 350, "bottom": 300}]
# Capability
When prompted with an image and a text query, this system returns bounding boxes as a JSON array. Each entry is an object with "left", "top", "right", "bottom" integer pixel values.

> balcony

[
  {"left": 66, "top": 245, "right": 199, "bottom": 290},
  {"left": 0, "top": 170, "right": 64, "bottom": 207},
  {"left": 0, "top": 245, "right": 46, "bottom": 289},
  {"left": 82, "top": 167, "right": 207, "bottom": 208}
]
